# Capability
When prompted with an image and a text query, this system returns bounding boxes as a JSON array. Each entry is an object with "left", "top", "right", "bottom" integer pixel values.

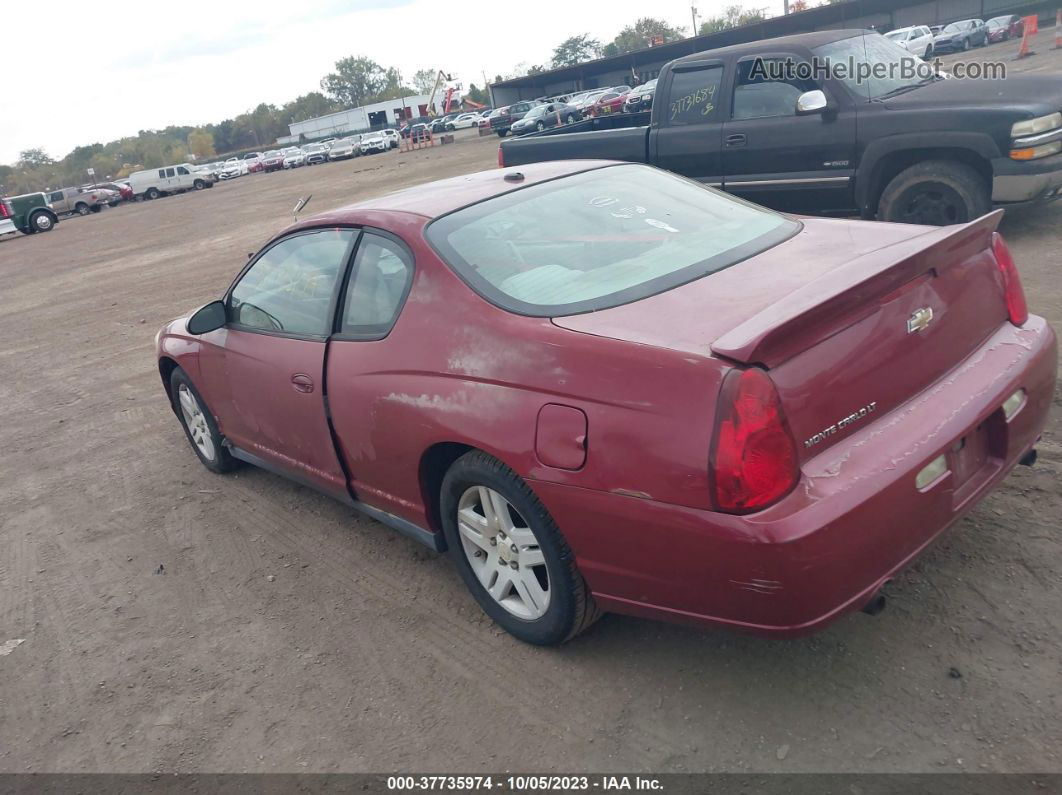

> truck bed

[{"left": 500, "top": 112, "right": 651, "bottom": 168}]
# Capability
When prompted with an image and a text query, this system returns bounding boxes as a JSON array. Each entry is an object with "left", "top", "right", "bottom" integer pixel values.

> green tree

[
  {"left": 551, "top": 34, "right": 601, "bottom": 67},
  {"left": 18, "top": 148, "right": 54, "bottom": 167},
  {"left": 320, "top": 55, "right": 393, "bottom": 107},
  {"left": 607, "top": 18, "right": 685, "bottom": 55},
  {"left": 188, "top": 129, "right": 216, "bottom": 160},
  {"left": 281, "top": 92, "right": 338, "bottom": 124},
  {"left": 466, "top": 83, "right": 488, "bottom": 104},
  {"left": 700, "top": 5, "right": 766, "bottom": 34},
  {"left": 412, "top": 69, "right": 438, "bottom": 94}
]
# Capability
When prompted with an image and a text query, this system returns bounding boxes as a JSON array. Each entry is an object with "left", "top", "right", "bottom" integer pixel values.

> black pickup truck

[{"left": 499, "top": 29, "right": 1062, "bottom": 224}]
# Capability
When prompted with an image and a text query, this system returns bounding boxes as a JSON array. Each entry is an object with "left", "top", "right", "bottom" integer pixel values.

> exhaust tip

[
  {"left": 861, "top": 589, "right": 888, "bottom": 616},
  {"left": 1019, "top": 449, "right": 1037, "bottom": 467}
]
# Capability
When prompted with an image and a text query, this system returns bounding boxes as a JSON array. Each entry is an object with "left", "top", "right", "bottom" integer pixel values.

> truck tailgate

[{"left": 500, "top": 126, "right": 650, "bottom": 168}]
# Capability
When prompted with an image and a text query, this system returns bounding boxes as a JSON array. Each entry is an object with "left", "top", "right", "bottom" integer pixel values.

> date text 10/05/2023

[{"left": 386, "top": 775, "right": 664, "bottom": 791}]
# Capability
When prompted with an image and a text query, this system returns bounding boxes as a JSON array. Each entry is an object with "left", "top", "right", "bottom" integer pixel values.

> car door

[
  {"left": 323, "top": 231, "right": 417, "bottom": 516},
  {"left": 48, "top": 190, "right": 67, "bottom": 214},
  {"left": 198, "top": 227, "right": 358, "bottom": 498},
  {"left": 175, "top": 165, "right": 192, "bottom": 188},
  {"left": 650, "top": 60, "right": 727, "bottom": 186},
  {"left": 721, "top": 52, "right": 857, "bottom": 213}
]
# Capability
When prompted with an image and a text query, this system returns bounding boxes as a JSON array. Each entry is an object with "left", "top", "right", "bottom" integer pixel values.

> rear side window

[
  {"left": 666, "top": 66, "right": 724, "bottom": 125},
  {"left": 340, "top": 233, "right": 414, "bottom": 338},
  {"left": 426, "top": 164, "right": 796, "bottom": 317}
]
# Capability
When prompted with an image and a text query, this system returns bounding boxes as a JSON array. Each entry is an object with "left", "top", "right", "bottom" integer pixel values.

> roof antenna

[{"left": 292, "top": 194, "right": 312, "bottom": 221}]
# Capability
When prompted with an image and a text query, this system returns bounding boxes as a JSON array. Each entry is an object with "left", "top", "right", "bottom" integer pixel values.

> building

[
  {"left": 277, "top": 94, "right": 435, "bottom": 145},
  {"left": 489, "top": 0, "right": 1049, "bottom": 105}
]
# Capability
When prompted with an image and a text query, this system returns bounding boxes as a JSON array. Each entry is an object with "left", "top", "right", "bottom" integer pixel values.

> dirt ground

[{"left": 2, "top": 36, "right": 1061, "bottom": 774}]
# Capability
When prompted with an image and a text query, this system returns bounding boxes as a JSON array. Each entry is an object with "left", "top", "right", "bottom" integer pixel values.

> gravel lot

[{"left": 2, "top": 36, "right": 1060, "bottom": 773}]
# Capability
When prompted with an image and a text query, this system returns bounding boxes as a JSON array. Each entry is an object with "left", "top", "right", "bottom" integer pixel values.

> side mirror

[
  {"left": 187, "top": 300, "right": 226, "bottom": 335},
  {"left": 796, "top": 89, "right": 829, "bottom": 116}
]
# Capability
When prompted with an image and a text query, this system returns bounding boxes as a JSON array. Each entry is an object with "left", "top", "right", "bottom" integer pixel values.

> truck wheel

[
  {"left": 28, "top": 210, "right": 55, "bottom": 233},
  {"left": 193, "top": 179, "right": 206, "bottom": 190},
  {"left": 877, "top": 160, "right": 990, "bottom": 226},
  {"left": 75, "top": 203, "right": 90, "bottom": 216},
  {"left": 496, "top": 129, "right": 507, "bottom": 137},
  {"left": 146, "top": 188, "right": 160, "bottom": 200},
  {"left": 440, "top": 451, "right": 601, "bottom": 645}
]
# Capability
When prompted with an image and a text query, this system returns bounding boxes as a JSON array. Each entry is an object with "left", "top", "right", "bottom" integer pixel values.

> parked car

[
  {"left": 624, "top": 79, "right": 658, "bottom": 113},
  {"left": 570, "top": 90, "right": 609, "bottom": 114},
  {"left": 429, "top": 118, "right": 449, "bottom": 134},
  {"left": 510, "top": 102, "right": 582, "bottom": 135},
  {"left": 500, "top": 29, "right": 1062, "bottom": 225},
  {"left": 933, "top": 19, "right": 987, "bottom": 52},
  {"left": 929, "top": 25, "right": 943, "bottom": 35},
  {"left": 360, "top": 133, "right": 389, "bottom": 155},
  {"left": 0, "top": 192, "right": 59, "bottom": 235},
  {"left": 327, "top": 138, "right": 358, "bottom": 160},
  {"left": 448, "top": 112, "right": 481, "bottom": 129},
  {"left": 490, "top": 100, "right": 543, "bottom": 137},
  {"left": 129, "top": 164, "right": 214, "bottom": 198},
  {"left": 86, "top": 181, "right": 133, "bottom": 204},
  {"left": 587, "top": 87, "right": 632, "bottom": 117},
  {"left": 408, "top": 123, "right": 432, "bottom": 143},
  {"left": 302, "top": 143, "right": 330, "bottom": 165},
  {"left": 400, "top": 116, "right": 433, "bottom": 138},
  {"left": 381, "top": 129, "right": 400, "bottom": 148},
  {"left": 282, "top": 148, "right": 306, "bottom": 168},
  {"left": 158, "top": 159, "right": 1054, "bottom": 645},
  {"left": 986, "top": 15, "right": 1024, "bottom": 42},
  {"left": 46, "top": 185, "right": 121, "bottom": 215},
  {"left": 261, "top": 151, "right": 285, "bottom": 172},
  {"left": 884, "top": 25, "right": 935, "bottom": 57},
  {"left": 218, "top": 161, "right": 244, "bottom": 180}
]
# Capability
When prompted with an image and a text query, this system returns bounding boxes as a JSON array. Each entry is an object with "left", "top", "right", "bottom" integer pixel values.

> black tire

[
  {"left": 877, "top": 159, "right": 990, "bottom": 226},
  {"left": 962, "top": 37, "right": 970, "bottom": 51},
  {"left": 496, "top": 129, "right": 507, "bottom": 137},
  {"left": 75, "top": 203, "right": 90, "bottom": 216},
  {"left": 146, "top": 187, "right": 160, "bottom": 200},
  {"left": 536, "top": 121, "right": 545, "bottom": 132},
  {"left": 440, "top": 451, "right": 600, "bottom": 645},
  {"left": 169, "top": 367, "right": 240, "bottom": 474},
  {"left": 193, "top": 179, "right": 206, "bottom": 190},
  {"left": 90, "top": 205, "right": 102, "bottom": 213},
  {"left": 29, "top": 210, "right": 55, "bottom": 233}
]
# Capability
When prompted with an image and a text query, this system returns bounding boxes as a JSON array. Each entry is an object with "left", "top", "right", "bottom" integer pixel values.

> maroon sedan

[{"left": 156, "top": 161, "right": 1055, "bottom": 645}]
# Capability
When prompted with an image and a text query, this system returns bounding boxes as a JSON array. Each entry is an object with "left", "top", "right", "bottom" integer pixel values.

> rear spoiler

[{"left": 710, "top": 210, "right": 1005, "bottom": 367}]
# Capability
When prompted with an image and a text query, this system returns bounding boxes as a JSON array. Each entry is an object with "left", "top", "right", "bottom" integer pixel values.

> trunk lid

[{"left": 554, "top": 211, "right": 1010, "bottom": 460}]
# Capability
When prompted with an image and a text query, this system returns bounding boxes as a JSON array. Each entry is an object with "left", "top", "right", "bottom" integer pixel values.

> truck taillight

[
  {"left": 710, "top": 368, "right": 799, "bottom": 514},
  {"left": 992, "top": 232, "right": 1028, "bottom": 326},
  {"left": 497, "top": 146, "right": 505, "bottom": 168}
]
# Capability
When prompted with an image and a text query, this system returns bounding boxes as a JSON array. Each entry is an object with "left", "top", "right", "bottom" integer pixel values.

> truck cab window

[
  {"left": 732, "top": 57, "right": 817, "bottom": 120},
  {"left": 666, "top": 66, "right": 724, "bottom": 126}
]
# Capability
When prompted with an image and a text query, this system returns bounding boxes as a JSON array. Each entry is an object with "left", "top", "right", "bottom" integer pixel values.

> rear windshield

[{"left": 426, "top": 164, "right": 797, "bottom": 316}]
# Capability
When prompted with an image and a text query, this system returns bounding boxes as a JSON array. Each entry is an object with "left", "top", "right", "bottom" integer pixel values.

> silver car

[{"left": 328, "top": 137, "right": 359, "bottom": 160}]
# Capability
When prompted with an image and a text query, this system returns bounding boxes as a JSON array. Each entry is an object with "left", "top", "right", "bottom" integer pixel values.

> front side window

[
  {"left": 426, "top": 164, "right": 796, "bottom": 317},
  {"left": 340, "top": 233, "right": 413, "bottom": 337},
  {"left": 228, "top": 229, "right": 355, "bottom": 336},
  {"left": 666, "top": 66, "right": 724, "bottom": 125},
  {"left": 49, "top": 191, "right": 62, "bottom": 201},
  {"left": 177, "top": 166, "right": 189, "bottom": 175},
  {"left": 732, "top": 57, "right": 817, "bottom": 120}
]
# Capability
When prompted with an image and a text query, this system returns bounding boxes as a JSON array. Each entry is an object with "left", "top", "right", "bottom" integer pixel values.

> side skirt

[{"left": 226, "top": 443, "right": 444, "bottom": 553}]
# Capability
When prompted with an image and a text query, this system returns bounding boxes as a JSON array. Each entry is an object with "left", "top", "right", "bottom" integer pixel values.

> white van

[{"left": 128, "top": 164, "right": 214, "bottom": 200}]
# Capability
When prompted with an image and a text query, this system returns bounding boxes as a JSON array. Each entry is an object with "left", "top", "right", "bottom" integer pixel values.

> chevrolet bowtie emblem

[{"left": 907, "top": 307, "right": 934, "bottom": 334}]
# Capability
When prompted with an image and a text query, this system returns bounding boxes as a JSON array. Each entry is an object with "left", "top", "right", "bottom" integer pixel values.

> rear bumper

[{"left": 531, "top": 317, "right": 1056, "bottom": 637}]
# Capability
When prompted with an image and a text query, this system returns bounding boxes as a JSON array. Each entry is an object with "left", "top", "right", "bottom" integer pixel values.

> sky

[{"left": 0, "top": 0, "right": 785, "bottom": 165}]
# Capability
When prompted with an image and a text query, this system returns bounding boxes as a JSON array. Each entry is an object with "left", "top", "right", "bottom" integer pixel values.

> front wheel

[
  {"left": 924, "top": 44, "right": 933, "bottom": 58},
  {"left": 169, "top": 368, "right": 240, "bottom": 474},
  {"left": 877, "top": 160, "right": 990, "bottom": 226},
  {"left": 536, "top": 121, "right": 545, "bottom": 132},
  {"left": 962, "top": 37, "right": 971, "bottom": 50},
  {"left": 440, "top": 451, "right": 600, "bottom": 645},
  {"left": 194, "top": 179, "right": 206, "bottom": 190}
]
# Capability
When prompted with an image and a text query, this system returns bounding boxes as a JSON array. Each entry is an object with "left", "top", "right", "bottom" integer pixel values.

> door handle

[
  {"left": 725, "top": 133, "right": 747, "bottom": 147},
  {"left": 290, "top": 374, "right": 314, "bottom": 393}
]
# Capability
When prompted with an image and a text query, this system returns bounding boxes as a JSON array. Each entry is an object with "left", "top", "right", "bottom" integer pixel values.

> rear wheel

[
  {"left": 496, "top": 129, "right": 507, "bottom": 137},
  {"left": 536, "top": 121, "right": 545, "bottom": 132},
  {"left": 75, "top": 203, "right": 90, "bottom": 216},
  {"left": 877, "top": 160, "right": 990, "bottom": 226},
  {"left": 440, "top": 451, "right": 600, "bottom": 645},
  {"left": 29, "top": 210, "right": 55, "bottom": 233},
  {"left": 169, "top": 368, "right": 239, "bottom": 474},
  {"left": 146, "top": 187, "right": 160, "bottom": 200}
]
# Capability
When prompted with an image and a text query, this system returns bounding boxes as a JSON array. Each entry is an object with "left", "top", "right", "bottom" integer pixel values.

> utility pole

[
  {"left": 691, "top": 5, "right": 698, "bottom": 35},
  {"left": 783, "top": 0, "right": 790, "bottom": 13}
]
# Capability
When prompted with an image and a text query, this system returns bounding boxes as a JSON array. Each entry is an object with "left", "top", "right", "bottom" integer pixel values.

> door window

[
  {"left": 666, "top": 66, "right": 724, "bottom": 125},
  {"left": 731, "top": 58, "right": 817, "bottom": 121},
  {"left": 340, "top": 233, "right": 413, "bottom": 338},
  {"left": 165, "top": 168, "right": 176, "bottom": 178},
  {"left": 49, "top": 191, "right": 63, "bottom": 202},
  {"left": 158, "top": 170, "right": 166, "bottom": 178},
  {"left": 177, "top": 166, "right": 189, "bottom": 175},
  {"left": 229, "top": 229, "right": 355, "bottom": 336}
]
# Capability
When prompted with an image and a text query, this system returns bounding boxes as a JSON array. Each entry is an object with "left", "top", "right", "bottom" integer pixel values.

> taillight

[
  {"left": 497, "top": 146, "right": 505, "bottom": 168},
  {"left": 710, "top": 367, "right": 799, "bottom": 514},
  {"left": 992, "top": 232, "right": 1028, "bottom": 326},
  {"left": 0, "top": 200, "right": 10, "bottom": 218}
]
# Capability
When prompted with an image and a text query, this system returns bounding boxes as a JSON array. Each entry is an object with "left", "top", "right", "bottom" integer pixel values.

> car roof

[
  {"left": 295, "top": 160, "right": 617, "bottom": 225},
  {"left": 671, "top": 28, "right": 867, "bottom": 62}
]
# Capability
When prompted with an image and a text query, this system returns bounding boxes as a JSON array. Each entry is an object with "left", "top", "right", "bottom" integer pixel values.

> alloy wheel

[
  {"left": 456, "top": 486, "right": 550, "bottom": 620},
  {"left": 177, "top": 383, "right": 216, "bottom": 461}
]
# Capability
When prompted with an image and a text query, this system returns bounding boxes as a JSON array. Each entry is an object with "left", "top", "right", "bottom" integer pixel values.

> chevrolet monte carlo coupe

[{"left": 157, "top": 161, "right": 1055, "bottom": 645}]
